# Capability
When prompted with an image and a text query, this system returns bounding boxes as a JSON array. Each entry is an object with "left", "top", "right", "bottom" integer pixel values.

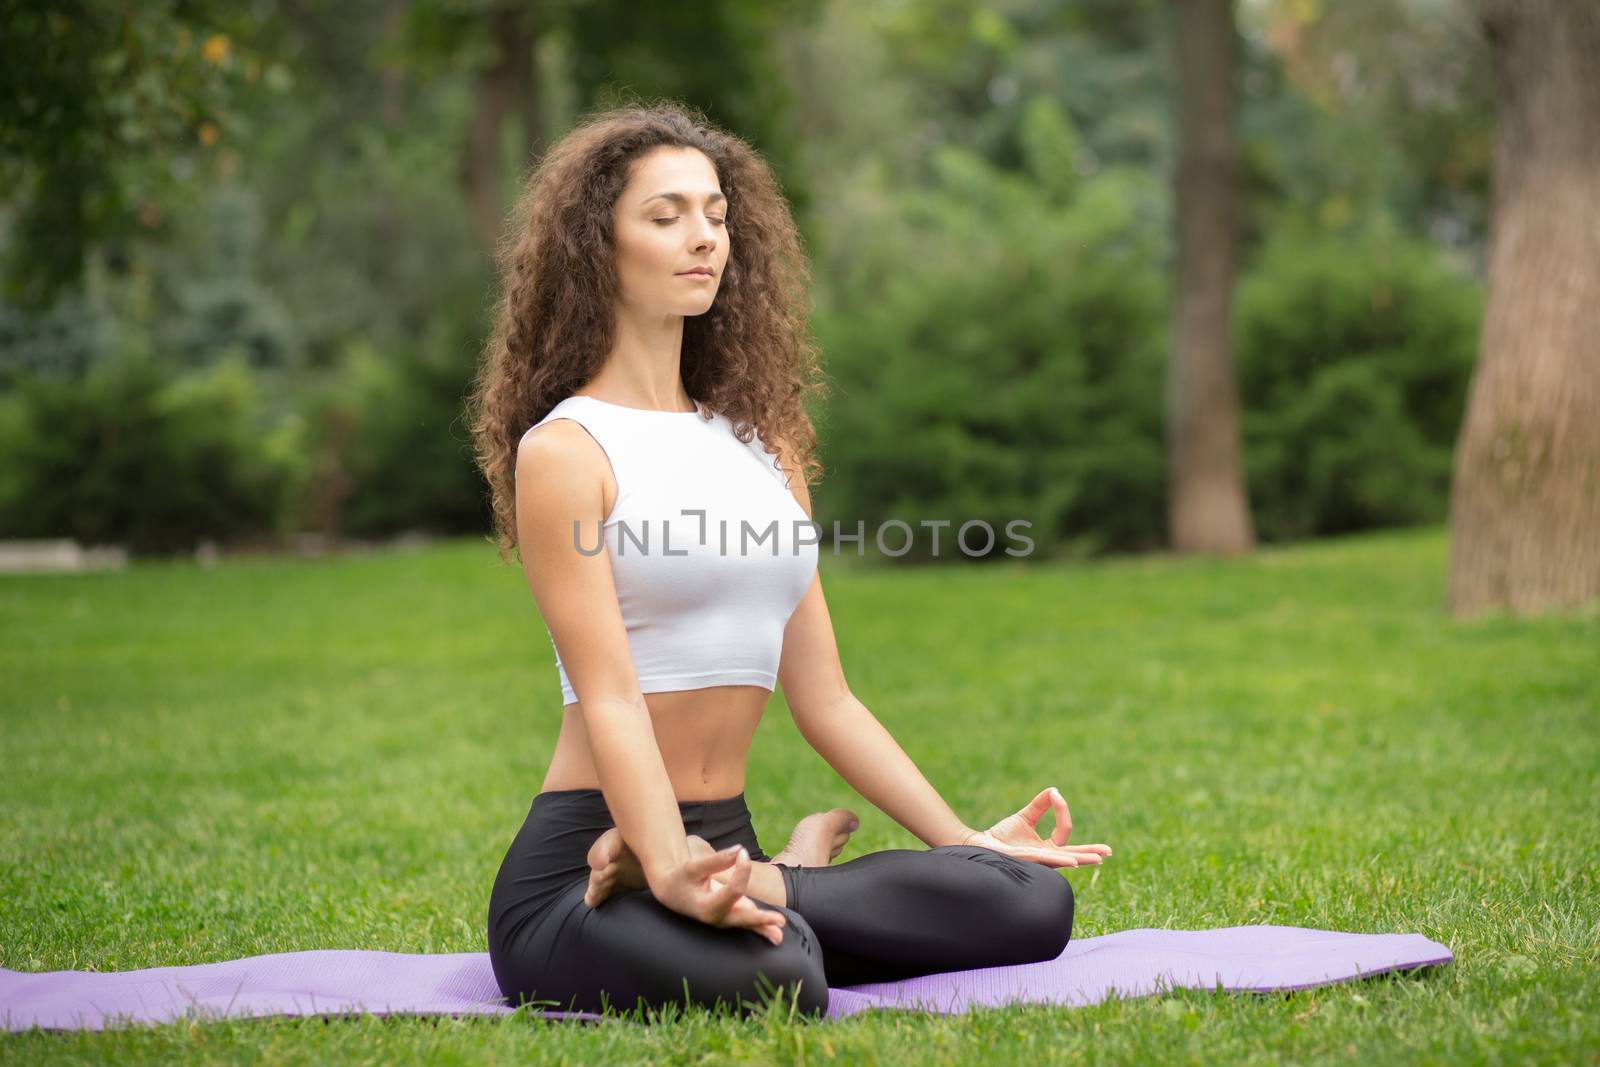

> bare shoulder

[
  {"left": 515, "top": 419, "right": 612, "bottom": 514},
  {"left": 517, "top": 417, "right": 604, "bottom": 471},
  {"left": 514, "top": 418, "right": 643, "bottom": 712}
]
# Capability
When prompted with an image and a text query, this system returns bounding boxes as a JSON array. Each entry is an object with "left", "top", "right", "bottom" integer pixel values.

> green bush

[
  {"left": 1234, "top": 216, "right": 1481, "bottom": 540},
  {"left": 0, "top": 290, "right": 115, "bottom": 384},
  {"left": 813, "top": 115, "right": 1481, "bottom": 558},
  {"left": 0, "top": 353, "right": 302, "bottom": 554},
  {"left": 162, "top": 185, "right": 302, "bottom": 376},
  {"left": 816, "top": 108, "right": 1171, "bottom": 562},
  {"left": 310, "top": 325, "right": 487, "bottom": 540}
]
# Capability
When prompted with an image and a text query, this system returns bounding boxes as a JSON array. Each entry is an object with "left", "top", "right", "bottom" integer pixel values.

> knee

[
  {"left": 739, "top": 913, "right": 829, "bottom": 1018},
  {"left": 749, "top": 949, "right": 829, "bottom": 1018},
  {"left": 932, "top": 845, "right": 1076, "bottom": 960},
  {"left": 957, "top": 848, "right": 1074, "bottom": 958},
  {"left": 1007, "top": 860, "right": 1075, "bottom": 956}
]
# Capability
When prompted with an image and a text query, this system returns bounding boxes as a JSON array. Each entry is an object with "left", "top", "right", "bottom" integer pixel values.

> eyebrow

[{"left": 640, "top": 191, "right": 727, "bottom": 208}]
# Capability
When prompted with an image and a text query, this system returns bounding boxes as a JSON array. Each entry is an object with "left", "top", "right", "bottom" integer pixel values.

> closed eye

[{"left": 655, "top": 218, "right": 726, "bottom": 226}]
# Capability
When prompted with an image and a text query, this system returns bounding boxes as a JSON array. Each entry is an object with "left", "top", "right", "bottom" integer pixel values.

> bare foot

[
  {"left": 771, "top": 807, "right": 860, "bottom": 868},
  {"left": 583, "top": 826, "right": 648, "bottom": 907},
  {"left": 584, "top": 830, "right": 720, "bottom": 908},
  {"left": 584, "top": 806, "right": 860, "bottom": 909}
]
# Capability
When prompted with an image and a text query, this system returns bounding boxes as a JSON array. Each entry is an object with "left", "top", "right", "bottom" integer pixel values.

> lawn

[{"left": 2, "top": 525, "right": 1595, "bottom": 1063}]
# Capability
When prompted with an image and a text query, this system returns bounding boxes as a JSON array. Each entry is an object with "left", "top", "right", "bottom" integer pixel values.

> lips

[{"left": 678, "top": 268, "right": 715, "bottom": 277}]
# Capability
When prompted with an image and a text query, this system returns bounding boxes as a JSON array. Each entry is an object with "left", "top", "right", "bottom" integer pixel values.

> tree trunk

[
  {"left": 1167, "top": 0, "right": 1255, "bottom": 555},
  {"left": 460, "top": 6, "right": 542, "bottom": 251},
  {"left": 1447, "top": 0, "right": 1600, "bottom": 617},
  {"left": 379, "top": 0, "right": 411, "bottom": 129}
]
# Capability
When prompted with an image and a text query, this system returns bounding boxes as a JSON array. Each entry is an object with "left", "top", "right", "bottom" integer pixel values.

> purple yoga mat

[{"left": 1, "top": 924, "right": 1453, "bottom": 1031}]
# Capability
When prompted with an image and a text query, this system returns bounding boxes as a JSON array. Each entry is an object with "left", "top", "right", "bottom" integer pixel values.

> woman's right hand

[{"left": 648, "top": 834, "right": 787, "bottom": 946}]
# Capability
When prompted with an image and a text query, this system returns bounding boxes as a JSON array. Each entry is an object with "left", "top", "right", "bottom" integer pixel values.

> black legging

[{"left": 486, "top": 788, "right": 1075, "bottom": 1019}]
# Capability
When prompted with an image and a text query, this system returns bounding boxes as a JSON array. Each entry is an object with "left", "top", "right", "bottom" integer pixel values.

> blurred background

[{"left": 0, "top": 0, "right": 1593, "bottom": 618}]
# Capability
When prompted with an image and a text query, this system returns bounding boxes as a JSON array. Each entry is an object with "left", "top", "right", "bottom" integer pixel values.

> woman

[{"left": 467, "top": 102, "right": 1111, "bottom": 1021}]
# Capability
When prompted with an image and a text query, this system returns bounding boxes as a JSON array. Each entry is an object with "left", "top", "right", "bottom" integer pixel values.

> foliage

[
  {"left": 161, "top": 184, "right": 300, "bottom": 375},
  {"left": 0, "top": 0, "right": 281, "bottom": 308},
  {"left": 0, "top": 288, "right": 116, "bottom": 384},
  {"left": 0, "top": 352, "right": 299, "bottom": 553},
  {"left": 318, "top": 332, "right": 491, "bottom": 540},
  {"left": 0, "top": 0, "right": 1498, "bottom": 556},
  {"left": 815, "top": 100, "right": 1170, "bottom": 561},
  {"left": 1234, "top": 215, "right": 1482, "bottom": 540},
  {"left": 1240, "top": 0, "right": 1494, "bottom": 250}
]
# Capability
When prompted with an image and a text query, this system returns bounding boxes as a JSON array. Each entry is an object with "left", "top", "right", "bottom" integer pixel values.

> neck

[{"left": 596, "top": 307, "right": 692, "bottom": 409}]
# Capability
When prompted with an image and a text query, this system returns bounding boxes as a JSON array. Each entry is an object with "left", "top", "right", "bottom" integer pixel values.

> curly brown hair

[{"left": 466, "top": 100, "right": 828, "bottom": 565}]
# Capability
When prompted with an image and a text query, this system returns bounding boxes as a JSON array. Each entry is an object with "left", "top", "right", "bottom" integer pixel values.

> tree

[
  {"left": 462, "top": 5, "right": 543, "bottom": 251},
  {"left": 1167, "top": 0, "right": 1255, "bottom": 554},
  {"left": 0, "top": 1, "right": 262, "bottom": 310},
  {"left": 1446, "top": 0, "right": 1600, "bottom": 617}
]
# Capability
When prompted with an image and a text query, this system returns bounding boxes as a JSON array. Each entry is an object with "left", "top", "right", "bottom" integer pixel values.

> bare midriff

[{"left": 539, "top": 684, "right": 773, "bottom": 802}]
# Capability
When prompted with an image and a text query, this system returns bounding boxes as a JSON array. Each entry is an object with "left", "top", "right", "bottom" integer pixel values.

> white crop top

[{"left": 518, "top": 394, "right": 819, "bottom": 705}]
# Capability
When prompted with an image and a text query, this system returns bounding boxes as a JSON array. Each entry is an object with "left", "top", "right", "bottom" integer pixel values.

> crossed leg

[
  {"left": 579, "top": 812, "right": 1075, "bottom": 991},
  {"left": 777, "top": 845, "right": 1076, "bottom": 986},
  {"left": 500, "top": 877, "right": 829, "bottom": 1019}
]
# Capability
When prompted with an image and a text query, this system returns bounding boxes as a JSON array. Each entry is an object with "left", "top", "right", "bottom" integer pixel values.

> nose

[{"left": 692, "top": 217, "right": 718, "bottom": 251}]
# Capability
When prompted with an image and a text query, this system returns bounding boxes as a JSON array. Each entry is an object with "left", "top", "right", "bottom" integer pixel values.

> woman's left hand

[{"left": 959, "top": 786, "right": 1113, "bottom": 868}]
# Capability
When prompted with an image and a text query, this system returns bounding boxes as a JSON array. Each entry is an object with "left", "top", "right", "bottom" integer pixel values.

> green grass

[{"left": 2, "top": 525, "right": 1596, "bottom": 1064}]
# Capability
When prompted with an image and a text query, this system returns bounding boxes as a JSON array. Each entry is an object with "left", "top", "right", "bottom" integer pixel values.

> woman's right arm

[{"left": 515, "top": 422, "right": 786, "bottom": 943}]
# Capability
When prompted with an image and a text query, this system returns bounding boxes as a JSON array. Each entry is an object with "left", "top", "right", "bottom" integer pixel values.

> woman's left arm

[
  {"left": 769, "top": 438, "right": 1113, "bottom": 869},
  {"left": 777, "top": 574, "right": 977, "bottom": 848},
  {"left": 771, "top": 440, "right": 976, "bottom": 848},
  {"left": 778, "top": 569, "right": 1111, "bottom": 866}
]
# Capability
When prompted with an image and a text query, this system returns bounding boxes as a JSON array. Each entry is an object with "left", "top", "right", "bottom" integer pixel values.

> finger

[
  {"left": 1048, "top": 786, "right": 1073, "bottom": 847},
  {"left": 1061, "top": 844, "right": 1107, "bottom": 857},
  {"left": 731, "top": 895, "right": 787, "bottom": 930},
  {"left": 730, "top": 898, "right": 787, "bottom": 945},
  {"left": 759, "top": 911, "right": 786, "bottom": 946},
  {"left": 703, "top": 848, "right": 752, "bottom": 912},
  {"left": 998, "top": 841, "right": 1090, "bottom": 867},
  {"left": 1019, "top": 787, "right": 1054, "bottom": 829},
  {"left": 722, "top": 848, "right": 753, "bottom": 895},
  {"left": 710, "top": 888, "right": 780, "bottom": 942},
  {"left": 1020, "top": 851, "right": 1080, "bottom": 868},
  {"left": 1037, "top": 845, "right": 1110, "bottom": 866},
  {"left": 687, "top": 844, "right": 743, "bottom": 879},
  {"left": 749, "top": 913, "right": 785, "bottom": 945}
]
